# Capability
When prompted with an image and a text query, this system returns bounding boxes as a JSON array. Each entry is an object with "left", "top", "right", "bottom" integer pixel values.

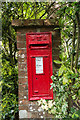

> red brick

[
  {"left": 18, "top": 57, "right": 27, "bottom": 63},
  {"left": 19, "top": 92, "right": 27, "bottom": 100},
  {"left": 40, "top": 27, "right": 53, "bottom": 32},
  {"left": 52, "top": 41, "right": 61, "bottom": 48},
  {"left": 17, "top": 34, "right": 26, "bottom": 42},
  {"left": 19, "top": 99, "right": 28, "bottom": 105},
  {"left": 18, "top": 89, "right": 28, "bottom": 100},
  {"left": 17, "top": 41, "right": 26, "bottom": 49},
  {"left": 18, "top": 49, "right": 27, "bottom": 55},
  {"left": 21, "top": 34, "right": 26, "bottom": 42},
  {"left": 17, "top": 34, "right": 21, "bottom": 41},
  {"left": 18, "top": 63, "right": 27, "bottom": 70},
  {"left": 18, "top": 71, "right": 27, "bottom": 77},
  {"left": 12, "top": 19, "right": 61, "bottom": 118},
  {"left": 19, "top": 78, "right": 28, "bottom": 84},
  {"left": 19, "top": 105, "right": 28, "bottom": 110},
  {"left": 52, "top": 48, "right": 60, "bottom": 55},
  {"left": 19, "top": 84, "right": 27, "bottom": 91},
  {"left": 18, "top": 54, "right": 27, "bottom": 59},
  {"left": 52, "top": 55, "right": 60, "bottom": 60},
  {"left": 17, "top": 28, "right": 34, "bottom": 34}
]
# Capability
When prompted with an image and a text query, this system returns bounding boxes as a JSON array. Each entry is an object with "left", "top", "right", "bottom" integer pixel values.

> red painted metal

[{"left": 26, "top": 32, "right": 53, "bottom": 100}]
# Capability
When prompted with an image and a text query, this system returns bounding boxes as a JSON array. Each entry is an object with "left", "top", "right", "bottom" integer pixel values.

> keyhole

[{"left": 36, "top": 78, "right": 37, "bottom": 80}]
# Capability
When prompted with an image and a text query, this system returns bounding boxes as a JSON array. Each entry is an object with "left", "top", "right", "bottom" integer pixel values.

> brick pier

[{"left": 12, "top": 19, "right": 61, "bottom": 119}]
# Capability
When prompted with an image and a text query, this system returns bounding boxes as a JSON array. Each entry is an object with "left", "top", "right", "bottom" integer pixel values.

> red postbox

[{"left": 26, "top": 32, "right": 53, "bottom": 100}]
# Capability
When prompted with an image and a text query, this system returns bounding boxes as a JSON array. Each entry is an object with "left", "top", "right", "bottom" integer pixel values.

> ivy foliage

[
  {"left": 38, "top": 2, "right": 80, "bottom": 119},
  {"left": 50, "top": 68, "right": 80, "bottom": 118},
  {"left": 1, "top": 2, "right": 52, "bottom": 119},
  {"left": 1, "top": 1, "right": 80, "bottom": 119},
  {"left": 1, "top": 60, "right": 18, "bottom": 119}
]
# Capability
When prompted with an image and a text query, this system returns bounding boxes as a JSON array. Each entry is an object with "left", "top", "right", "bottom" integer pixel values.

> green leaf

[
  {"left": 54, "top": 60, "right": 62, "bottom": 64},
  {"left": 50, "top": 83, "right": 55, "bottom": 89},
  {"left": 72, "top": 113, "right": 79, "bottom": 118},
  {"left": 58, "top": 64, "right": 66, "bottom": 76},
  {"left": 0, "top": 87, "right": 2, "bottom": 92},
  {"left": 63, "top": 77, "right": 68, "bottom": 85},
  {"left": 72, "top": 95, "right": 76, "bottom": 100},
  {"left": 63, "top": 74, "right": 68, "bottom": 85}
]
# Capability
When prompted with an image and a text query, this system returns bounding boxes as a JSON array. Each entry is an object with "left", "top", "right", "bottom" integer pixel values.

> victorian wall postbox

[{"left": 26, "top": 32, "right": 53, "bottom": 100}]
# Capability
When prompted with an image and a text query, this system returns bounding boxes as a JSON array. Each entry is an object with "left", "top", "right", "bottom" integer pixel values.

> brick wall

[{"left": 12, "top": 19, "right": 61, "bottom": 119}]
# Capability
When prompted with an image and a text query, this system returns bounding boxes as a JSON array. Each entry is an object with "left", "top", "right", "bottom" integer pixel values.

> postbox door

[
  {"left": 26, "top": 32, "right": 53, "bottom": 100},
  {"left": 31, "top": 56, "right": 50, "bottom": 96}
]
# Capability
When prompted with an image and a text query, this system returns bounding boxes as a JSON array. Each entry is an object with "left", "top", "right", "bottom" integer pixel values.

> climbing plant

[
  {"left": 1, "top": 1, "right": 80, "bottom": 119},
  {"left": 1, "top": 2, "right": 55, "bottom": 119},
  {"left": 38, "top": 2, "right": 80, "bottom": 118}
]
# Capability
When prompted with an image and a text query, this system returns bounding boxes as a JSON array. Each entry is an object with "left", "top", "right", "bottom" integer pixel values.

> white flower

[
  {"left": 48, "top": 103, "right": 53, "bottom": 109},
  {"left": 48, "top": 100, "right": 53, "bottom": 108},
  {"left": 53, "top": 101, "right": 55, "bottom": 105},
  {"left": 44, "top": 104, "right": 48, "bottom": 110},
  {"left": 41, "top": 116, "right": 43, "bottom": 118},
  {"left": 40, "top": 98, "right": 44, "bottom": 102},
  {"left": 38, "top": 107, "right": 43, "bottom": 112},
  {"left": 11, "top": 110, "right": 14, "bottom": 113},
  {"left": 41, "top": 105, "right": 45, "bottom": 110},
  {"left": 43, "top": 111, "right": 45, "bottom": 114},
  {"left": 41, "top": 104, "right": 48, "bottom": 110},
  {"left": 48, "top": 110, "right": 52, "bottom": 114},
  {"left": 41, "top": 98, "right": 43, "bottom": 100},
  {"left": 54, "top": 77, "right": 56, "bottom": 80},
  {"left": 42, "top": 99, "right": 47, "bottom": 104},
  {"left": 37, "top": 100, "right": 42, "bottom": 105},
  {"left": 51, "top": 107, "right": 56, "bottom": 114},
  {"left": 59, "top": 78, "right": 62, "bottom": 81},
  {"left": 48, "top": 100, "right": 53, "bottom": 104}
]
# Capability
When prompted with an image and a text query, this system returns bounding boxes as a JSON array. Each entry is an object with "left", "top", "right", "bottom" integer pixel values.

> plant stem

[
  {"left": 71, "top": 21, "right": 76, "bottom": 71},
  {"left": 75, "top": 11, "right": 80, "bottom": 73}
]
